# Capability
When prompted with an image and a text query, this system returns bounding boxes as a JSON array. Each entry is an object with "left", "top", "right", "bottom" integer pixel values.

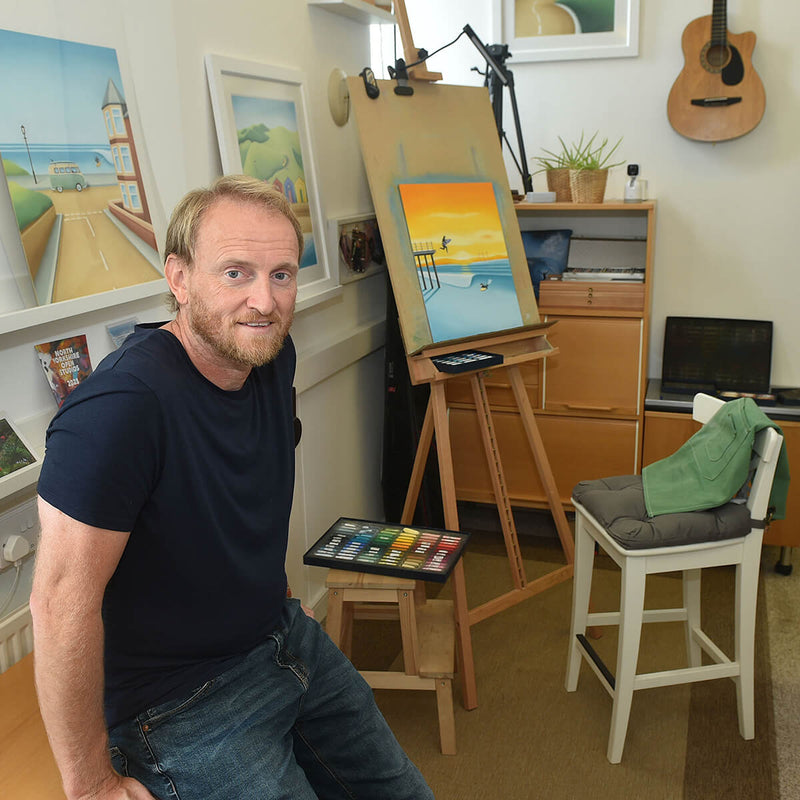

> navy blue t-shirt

[{"left": 38, "top": 324, "right": 296, "bottom": 728}]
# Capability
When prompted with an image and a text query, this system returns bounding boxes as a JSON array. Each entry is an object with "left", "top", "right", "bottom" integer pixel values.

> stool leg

[
  {"left": 566, "top": 511, "right": 596, "bottom": 692},
  {"left": 735, "top": 536, "right": 761, "bottom": 739},
  {"left": 682, "top": 568, "right": 702, "bottom": 667},
  {"left": 608, "top": 558, "right": 646, "bottom": 764},
  {"left": 326, "top": 589, "right": 345, "bottom": 649},
  {"left": 435, "top": 678, "right": 457, "bottom": 755},
  {"left": 397, "top": 589, "right": 420, "bottom": 675}
]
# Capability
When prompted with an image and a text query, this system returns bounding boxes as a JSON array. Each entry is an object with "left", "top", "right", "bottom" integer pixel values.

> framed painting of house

[
  {"left": 0, "top": 27, "right": 164, "bottom": 320},
  {"left": 493, "top": 0, "right": 640, "bottom": 63},
  {"left": 205, "top": 55, "right": 337, "bottom": 310}
]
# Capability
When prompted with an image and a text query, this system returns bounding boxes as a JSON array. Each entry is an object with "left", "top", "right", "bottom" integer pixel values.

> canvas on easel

[
  {"left": 348, "top": 77, "right": 546, "bottom": 354},
  {"left": 398, "top": 181, "right": 524, "bottom": 344}
]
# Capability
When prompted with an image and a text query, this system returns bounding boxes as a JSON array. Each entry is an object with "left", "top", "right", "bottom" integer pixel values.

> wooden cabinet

[
  {"left": 542, "top": 315, "right": 643, "bottom": 416},
  {"left": 447, "top": 201, "right": 655, "bottom": 510},
  {"left": 644, "top": 410, "right": 800, "bottom": 549}
]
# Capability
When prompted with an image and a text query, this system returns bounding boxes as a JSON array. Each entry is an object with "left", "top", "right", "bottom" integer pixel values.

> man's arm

[{"left": 31, "top": 497, "right": 157, "bottom": 800}]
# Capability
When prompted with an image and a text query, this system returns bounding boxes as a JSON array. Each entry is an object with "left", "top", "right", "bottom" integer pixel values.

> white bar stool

[{"left": 565, "top": 393, "right": 784, "bottom": 763}]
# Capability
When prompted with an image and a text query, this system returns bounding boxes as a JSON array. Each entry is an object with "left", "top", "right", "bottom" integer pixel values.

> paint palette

[
  {"left": 431, "top": 349, "right": 504, "bottom": 374},
  {"left": 303, "top": 518, "right": 470, "bottom": 583}
]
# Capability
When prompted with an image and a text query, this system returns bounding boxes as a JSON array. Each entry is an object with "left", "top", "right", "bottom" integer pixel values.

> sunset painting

[{"left": 398, "top": 181, "right": 523, "bottom": 343}]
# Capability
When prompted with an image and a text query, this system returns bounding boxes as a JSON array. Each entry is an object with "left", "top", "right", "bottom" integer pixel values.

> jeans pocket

[
  {"left": 109, "top": 745, "right": 129, "bottom": 777},
  {"left": 143, "top": 680, "right": 215, "bottom": 729}
]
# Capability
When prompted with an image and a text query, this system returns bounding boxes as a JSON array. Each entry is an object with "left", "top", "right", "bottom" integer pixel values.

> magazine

[
  {"left": 0, "top": 416, "right": 38, "bottom": 479},
  {"left": 34, "top": 335, "right": 93, "bottom": 407}
]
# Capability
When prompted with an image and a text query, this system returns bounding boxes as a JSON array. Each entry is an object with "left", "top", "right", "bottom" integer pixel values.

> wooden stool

[{"left": 325, "top": 569, "right": 457, "bottom": 755}]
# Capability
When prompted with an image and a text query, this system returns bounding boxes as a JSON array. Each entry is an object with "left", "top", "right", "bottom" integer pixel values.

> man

[{"left": 31, "top": 175, "right": 433, "bottom": 800}]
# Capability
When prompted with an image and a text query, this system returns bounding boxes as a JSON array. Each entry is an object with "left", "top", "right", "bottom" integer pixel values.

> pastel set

[{"left": 303, "top": 517, "right": 470, "bottom": 583}]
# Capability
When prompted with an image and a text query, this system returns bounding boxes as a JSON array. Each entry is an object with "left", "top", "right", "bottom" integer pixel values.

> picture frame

[
  {"left": 0, "top": 25, "right": 166, "bottom": 329},
  {"left": 204, "top": 55, "right": 338, "bottom": 311},
  {"left": 493, "top": 0, "right": 640, "bottom": 63},
  {"left": 0, "top": 413, "right": 40, "bottom": 483},
  {"left": 328, "top": 212, "right": 386, "bottom": 286}
]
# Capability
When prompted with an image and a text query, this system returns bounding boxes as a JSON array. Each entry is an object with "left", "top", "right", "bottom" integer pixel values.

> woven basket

[
  {"left": 569, "top": 169, "right": 608, "bottom": 204},
  {"left": 545, "top": 168, "right": 572, "bottom": 202}
]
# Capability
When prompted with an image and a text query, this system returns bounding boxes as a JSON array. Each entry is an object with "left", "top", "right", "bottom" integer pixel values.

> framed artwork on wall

[
  {"left": 493, "top": 0, "right": 640, "bottom": 63},
  {"left": 0, "top": 26, "right": 165, "bottom": 328},
  {"left": 205, "top": 55, "right": 337, "bottom": 311}
]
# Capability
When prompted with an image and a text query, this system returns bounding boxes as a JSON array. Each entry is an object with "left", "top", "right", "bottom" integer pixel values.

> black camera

[{"left": 627, "top": 163, "right": 639, "bottom": 177}]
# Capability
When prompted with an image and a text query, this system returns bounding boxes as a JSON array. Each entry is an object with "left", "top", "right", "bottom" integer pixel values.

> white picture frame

[
  {"left": 205, "top": 55, "right": 338, "bottom": 311},
  {"left": 0, "top": 24, "right": 167, "bottom": 334},
  {"left": 493, "top": 0, "right": 640, "bottom": 63}
]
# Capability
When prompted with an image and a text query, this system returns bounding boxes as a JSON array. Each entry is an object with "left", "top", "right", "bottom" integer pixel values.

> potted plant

[{"left": 533, "top": 131, "right": 624, "bottom": 203}]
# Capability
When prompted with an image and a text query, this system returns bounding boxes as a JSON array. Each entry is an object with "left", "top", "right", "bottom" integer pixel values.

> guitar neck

[{"left": 711, "top": 0, "right": 728, "bottom": 46}]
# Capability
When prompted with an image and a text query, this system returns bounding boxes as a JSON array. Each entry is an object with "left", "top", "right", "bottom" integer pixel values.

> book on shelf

[
  {"left": 560, "top": 266, "right": 645, "bottom": 282},
  {"left": 34, "top": 335, "right": 93, "bottom": 408}
]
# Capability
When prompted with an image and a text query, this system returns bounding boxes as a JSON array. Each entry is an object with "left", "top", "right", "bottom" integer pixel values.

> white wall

[
  {"left": 0, "top": 0, "right": 388, "bottom": 613},
  {"left": 408, "top": 0, "right": 800, "bottom": 386}
]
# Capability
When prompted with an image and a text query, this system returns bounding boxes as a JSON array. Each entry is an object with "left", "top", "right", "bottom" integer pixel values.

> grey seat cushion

[{"left": 572, "top": 475, "right": 752, "bottom": 550}]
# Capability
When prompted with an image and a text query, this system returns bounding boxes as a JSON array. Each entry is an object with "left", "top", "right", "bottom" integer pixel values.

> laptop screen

[{"left": 661, "top": 317, "right": 773, "bottom": 395}]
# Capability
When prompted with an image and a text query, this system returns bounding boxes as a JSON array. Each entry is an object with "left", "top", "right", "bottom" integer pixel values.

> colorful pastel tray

[{"left": 303, "top": 517, "right": 470, "bottom": 583}]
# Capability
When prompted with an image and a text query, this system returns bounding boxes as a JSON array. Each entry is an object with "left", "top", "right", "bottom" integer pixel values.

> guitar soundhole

[{"left": 701, "top": 42, "right": 730, "bottom": 73}]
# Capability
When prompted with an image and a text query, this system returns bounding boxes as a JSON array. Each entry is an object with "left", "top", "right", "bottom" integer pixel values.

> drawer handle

[{"left": 564, "top": 404, "right": 615, "bottom": 412}]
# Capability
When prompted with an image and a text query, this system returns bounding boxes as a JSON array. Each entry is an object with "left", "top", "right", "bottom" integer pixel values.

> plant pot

[
  {"left": 569, "top": 169, "right": 608, "bottom": 204},
  {"left": 545, "top": 168, "right": 572, "bottom": 202}
]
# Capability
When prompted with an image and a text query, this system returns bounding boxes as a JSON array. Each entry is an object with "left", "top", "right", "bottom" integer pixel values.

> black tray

[{"left": 303, "top": 517, "right": 470, "bottom": 583}]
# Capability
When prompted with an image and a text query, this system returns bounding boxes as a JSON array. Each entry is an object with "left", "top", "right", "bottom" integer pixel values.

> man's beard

[{"left": 187, "top": 293, "right": 293, "bottom": 367}]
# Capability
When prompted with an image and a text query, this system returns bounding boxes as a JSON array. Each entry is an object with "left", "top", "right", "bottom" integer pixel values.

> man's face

[{"left": 178, "top": 197, "right": 299, "bottom": 368}]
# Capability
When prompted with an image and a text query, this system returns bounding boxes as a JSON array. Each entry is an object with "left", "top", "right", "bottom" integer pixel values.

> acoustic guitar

[{"left": 667, "top": 0, "right": 765, "bottom": 142}]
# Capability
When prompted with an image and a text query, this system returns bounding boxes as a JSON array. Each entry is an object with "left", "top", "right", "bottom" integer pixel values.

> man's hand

[
  {"left": 76, "top": 774, "right": 158, "bottom": 800},
  {"left": 286, "top": 585, "right": 315, "bottom": 619}
]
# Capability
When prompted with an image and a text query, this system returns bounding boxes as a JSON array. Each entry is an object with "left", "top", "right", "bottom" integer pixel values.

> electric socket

[{"left": 0, "top": 498, "right": 39, "bottom": 570}]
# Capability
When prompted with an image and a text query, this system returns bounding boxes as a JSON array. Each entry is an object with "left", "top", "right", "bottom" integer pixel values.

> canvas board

[{"left": 348, "top": 78, "right": 541, "bottom": 355}]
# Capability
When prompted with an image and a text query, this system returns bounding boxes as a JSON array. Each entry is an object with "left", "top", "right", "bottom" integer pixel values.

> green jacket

[{"left": 642, "top": 397, "right": 790, "bottom": 520}]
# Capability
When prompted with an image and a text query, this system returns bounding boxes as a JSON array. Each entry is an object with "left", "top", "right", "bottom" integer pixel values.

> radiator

[{"left": 0, "top": 604, "right": 33, "bottom": 673}]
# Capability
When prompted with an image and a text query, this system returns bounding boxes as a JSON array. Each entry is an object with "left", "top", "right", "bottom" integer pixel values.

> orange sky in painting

[{"left": 398, "top": 182, "right": 509, "bottom": 266}]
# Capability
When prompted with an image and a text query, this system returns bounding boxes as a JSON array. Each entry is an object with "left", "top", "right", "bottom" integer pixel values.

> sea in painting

[{"left": 398, "top": 182, "right": 523, "bottom": 343}]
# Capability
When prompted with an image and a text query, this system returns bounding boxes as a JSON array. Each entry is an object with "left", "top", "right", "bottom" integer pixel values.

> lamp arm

[{"left": 505, "top": 71, "right": 532, "bottom": 194}]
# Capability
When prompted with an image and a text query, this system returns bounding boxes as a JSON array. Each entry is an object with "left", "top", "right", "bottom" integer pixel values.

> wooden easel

[
  {"left": 347, "top": 4, "right": 575, "bottom": 712},
  {"left": 400, "top": 327, "right": 575, "bottom": 710},
  {"left": 392, "top": 0, "right": 443, "bottom": 82}
]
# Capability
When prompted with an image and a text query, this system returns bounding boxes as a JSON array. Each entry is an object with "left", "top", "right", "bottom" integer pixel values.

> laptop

[{"left": 660, "top": 317, "right": 773, "bottom": 398}]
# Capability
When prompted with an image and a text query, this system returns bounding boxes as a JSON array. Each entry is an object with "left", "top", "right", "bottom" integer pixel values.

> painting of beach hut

[
  {"left": 0, "top": 27, "right": 162, "bottom": 309},
  {"left": 231, "top": 94, "right": 318, "bottom": 270},
  {"left": 398, "top": 182, "right": 524, "bottom": 344}
]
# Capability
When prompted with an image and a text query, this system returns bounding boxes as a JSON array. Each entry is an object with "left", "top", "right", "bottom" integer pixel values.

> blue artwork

[{"left": 520, "top": 229, "right": 572, "bottom": 298}]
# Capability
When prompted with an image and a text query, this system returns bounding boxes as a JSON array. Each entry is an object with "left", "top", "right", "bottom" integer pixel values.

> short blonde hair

[{"left": 164, "top": 175, "right": 304, "bottom": 312}]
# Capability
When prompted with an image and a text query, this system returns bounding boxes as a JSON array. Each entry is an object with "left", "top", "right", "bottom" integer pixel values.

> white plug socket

[{"left": 3, "top": 534, "right": 31, "bottom": 563}]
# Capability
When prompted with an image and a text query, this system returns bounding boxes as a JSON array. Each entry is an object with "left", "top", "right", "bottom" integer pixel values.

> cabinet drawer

[
  {"left": 445, "top": 363, "right": 541, "bottom": 409},
  {"left": 539, "top": 281, "right": 645, "bottom": 312},
  {"left": 451, "top": 408, "right": 639, "bottom": 506},
  {"left": 544, "top": 316, "right": 643, "bottom": 415}
]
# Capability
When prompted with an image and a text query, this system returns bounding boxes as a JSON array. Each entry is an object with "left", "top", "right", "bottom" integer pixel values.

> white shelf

[{"left": 308, "top": 0, "right": 395, "bottom": 25}]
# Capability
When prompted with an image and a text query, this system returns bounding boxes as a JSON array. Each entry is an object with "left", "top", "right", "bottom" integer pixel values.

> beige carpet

[{"left": 345, "top": 513, "right": 788, "bottom": 800}]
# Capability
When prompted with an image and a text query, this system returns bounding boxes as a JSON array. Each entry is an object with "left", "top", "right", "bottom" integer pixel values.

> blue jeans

[{"left": 108, "top": 598, "right": 433, "bottom": 799}]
